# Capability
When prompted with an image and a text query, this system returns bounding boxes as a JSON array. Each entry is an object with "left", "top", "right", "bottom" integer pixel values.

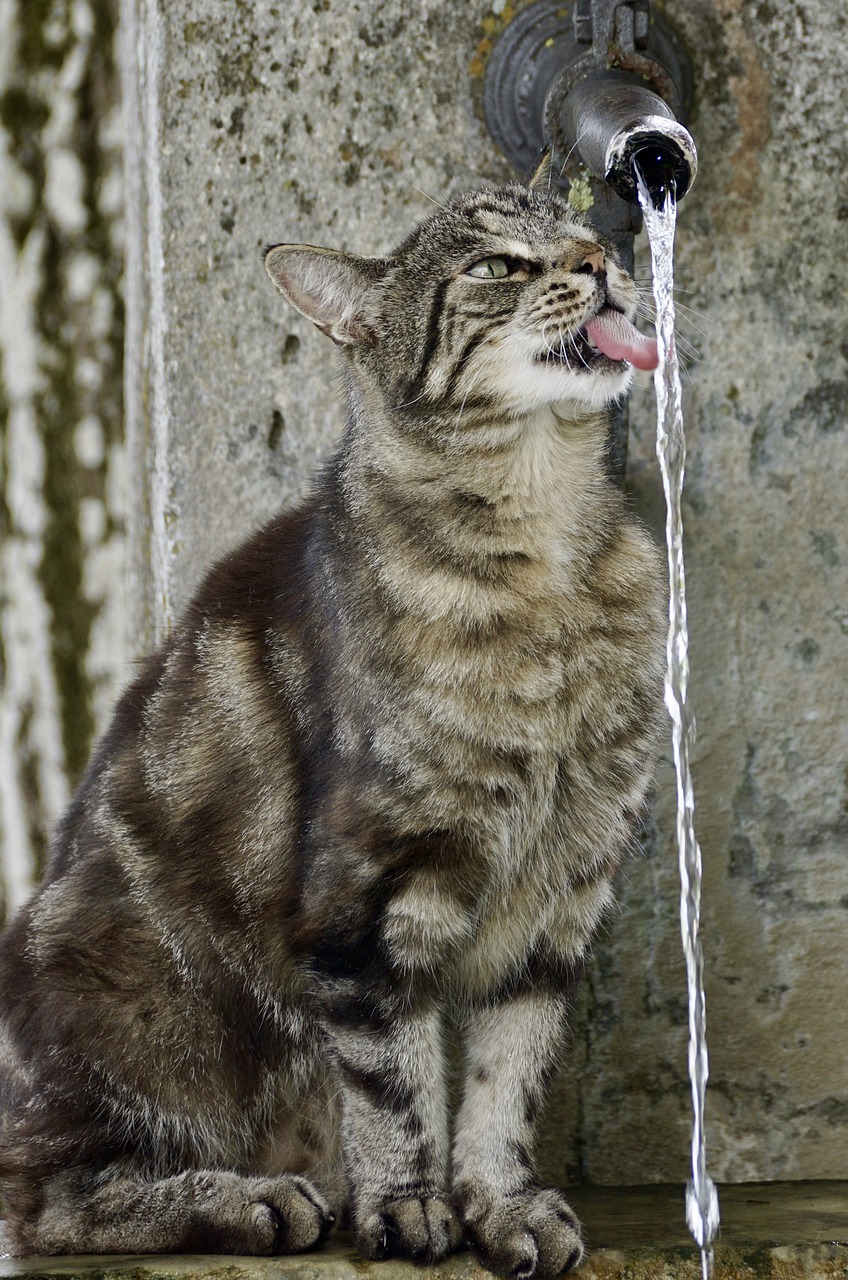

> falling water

[{"left": 637, "top": 171, "right": 721, "bottom": 1280}]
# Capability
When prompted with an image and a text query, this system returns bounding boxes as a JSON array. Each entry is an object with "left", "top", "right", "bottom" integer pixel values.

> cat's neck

[
  {"left": 330, "top": 390, "right": 621, "bottom": 609},
  {"left": 352, "top": 394, "right": 613, "bottom": 526}
]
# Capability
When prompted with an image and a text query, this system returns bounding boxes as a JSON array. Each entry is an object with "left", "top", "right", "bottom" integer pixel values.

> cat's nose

[{"left": 575, "top": 249, "right": 606, "bottom": 276}]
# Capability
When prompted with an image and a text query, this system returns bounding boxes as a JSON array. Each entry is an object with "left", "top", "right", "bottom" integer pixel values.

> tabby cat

[{"left": 0, "top": 176, "right": 665, "bottom": 1279}]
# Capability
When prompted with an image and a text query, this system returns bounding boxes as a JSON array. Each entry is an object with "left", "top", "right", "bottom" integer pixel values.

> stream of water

[{"left": 637, "top": 174, "right": 721, "bottom": 1280}]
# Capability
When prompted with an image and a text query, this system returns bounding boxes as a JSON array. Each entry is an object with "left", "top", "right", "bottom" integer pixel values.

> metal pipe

[
  {"left": 553, "top": 67, "right": 697, "bottom": 206},
  {"left": 483, "top": 0, "right": 698, "bottom": 218}
]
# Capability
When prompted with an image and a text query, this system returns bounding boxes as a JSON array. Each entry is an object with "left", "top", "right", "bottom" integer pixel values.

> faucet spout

[{"left": 553, "top": 67, "right": 698, "bottom": 206}]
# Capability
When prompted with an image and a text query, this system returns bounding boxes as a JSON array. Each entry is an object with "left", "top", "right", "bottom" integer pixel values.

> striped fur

[{"left": 0, "top": 184, "right": 664, "bottom": 1277}]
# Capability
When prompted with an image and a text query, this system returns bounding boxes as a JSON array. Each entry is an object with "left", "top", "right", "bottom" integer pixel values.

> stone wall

[
  {"left": 577, "top": 0, "right": 848, "bottom": 1184},
  {"left": 4, "top": 0, "right": 846, "bottom": 1187}
]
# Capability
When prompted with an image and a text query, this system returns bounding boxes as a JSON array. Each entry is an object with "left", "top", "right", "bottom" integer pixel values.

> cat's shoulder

[
  {"left": 592, "top": 505, "right": 664, "bottom": 604},
  {"left": 184, "top": 498, "right": 318, "bottom": 633}
]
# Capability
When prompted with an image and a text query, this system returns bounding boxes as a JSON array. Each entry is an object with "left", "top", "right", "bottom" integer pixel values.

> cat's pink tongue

[{"left": 584, "top": 309, "right": 658, "bottom": 371}]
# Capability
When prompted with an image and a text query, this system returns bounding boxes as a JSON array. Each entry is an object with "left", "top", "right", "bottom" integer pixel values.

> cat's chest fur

[{"left": 314, "top": 410, "right": 663, "bottom": 991}]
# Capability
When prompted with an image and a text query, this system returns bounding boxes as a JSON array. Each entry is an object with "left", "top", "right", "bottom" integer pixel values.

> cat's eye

[{"left": 466, "top": 257, "right": 510, "bottom": 280}]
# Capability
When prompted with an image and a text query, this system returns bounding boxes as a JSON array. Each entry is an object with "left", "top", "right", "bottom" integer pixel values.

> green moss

[
  {"left": 0, "top": 362, "right": 10, "bottom": 525},
  {"left": 0, "top": 372, "right": 10, "bottom": 691},
  {"left": 567, "top": 175, "right": 595, "bottom": 212},
  {"left": 281, "top": 334, "right": 300, "bottom": 363},
  {"left": 79, "top": 0, "right": 125, "bottom": 484},
  {"left": 810, "top": 531, "right": 839, "bottom": 567},
  {"left": 183, "top": 20, "right": 207, "bottom": 44},
  {"left": 216, "top": 47, "right": 264, "bottom": 96},
  {"left": 0, "top": 85, "right": 49, "bottom": 135},
  {"left": 36, "top": 225, "right": 98, "bottom": 782},
  {"left": 0, "top": 84, "right": 48, "bottom": 246},
  {"left": 268, "top": 409, "right": 284, "bottom": 451},
  {"left": 16, "top": 703, "right": 49, "bottom": 884},
  {"left": 17, "top": 0, "right": 73, "bottom": 70}
]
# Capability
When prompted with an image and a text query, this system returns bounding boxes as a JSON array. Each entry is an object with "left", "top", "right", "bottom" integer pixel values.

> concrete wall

[
  {"left": 63, "top": 0, "right": 848, "bottom": 1186},
  {"left": 590, "top": 0, "right": 848, "bottom": 1184}
]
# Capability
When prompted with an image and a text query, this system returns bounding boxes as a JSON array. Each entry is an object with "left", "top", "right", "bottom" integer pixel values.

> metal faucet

[
  {"left": 483, "top": 0, "right": 698, "bottom": 478},
  {"left": 484, "top": 0, "right": 697, "bottom": 252}
]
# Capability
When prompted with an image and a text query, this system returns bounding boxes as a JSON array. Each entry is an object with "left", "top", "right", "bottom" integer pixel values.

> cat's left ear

[
  {"left": 264, "top": 244, "right": 389, "bottom": 347},
  {"left": 527, "top": 151, "right": 553, "bottom": 191}
]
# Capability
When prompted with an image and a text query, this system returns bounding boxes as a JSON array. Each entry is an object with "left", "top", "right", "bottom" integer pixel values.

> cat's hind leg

[{"left": 5, "top": 1167, "right": 334, "bottom": 1257}]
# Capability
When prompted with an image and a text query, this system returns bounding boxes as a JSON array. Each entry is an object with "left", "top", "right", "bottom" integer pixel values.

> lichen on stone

[{"left": 567, "top": 174, "right": 594, "bottom": 212}]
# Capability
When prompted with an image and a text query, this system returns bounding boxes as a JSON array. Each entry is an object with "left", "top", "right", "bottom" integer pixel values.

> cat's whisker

[
  {"left": 669, "top": 305, "right": 712, "bottom": 337},
  {"left": 540, "top": 321, "right": 561, "bottom": 369},
  {"left": 633, "top": 276, "right": 712, "bottom": 320},
  {"left": 632, "top": 297, "right": 703, "bottom": 362},
  {"left": 558, "top": 129, "right": 591, "bottom": 178},
  {"left": 560, "top": 333, "right": 573, "bottom": 369},
  {"left": 675, "top": 333, "right": 702, "bottom": 361},
  {"left": 390, "top": 387, "right": 433, "bottom": 412},
  {"left": 395, "top": 173, "right": 449, "bottom": 210},
  {"left": 637, "top": 287, "right": 712, "bottom": 327}
]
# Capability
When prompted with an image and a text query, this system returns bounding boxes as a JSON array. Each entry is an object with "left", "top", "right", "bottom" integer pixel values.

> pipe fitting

[
  {"left": 483, "top": 0, "right": 697, "bottom": 207},
  {"left": 553, "top": 68, "right": 697, "bottom": 205}
]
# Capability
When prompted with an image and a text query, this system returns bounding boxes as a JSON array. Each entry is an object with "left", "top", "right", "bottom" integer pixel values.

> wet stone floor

[{"left": 1, "top": 1184, "right": 846, "bottom": 1280}]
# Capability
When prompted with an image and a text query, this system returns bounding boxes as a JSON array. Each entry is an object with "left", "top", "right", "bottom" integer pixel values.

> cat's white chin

[
  {"left": 546, "top": 361, "right": 635, "bottom": 410},
  {"left": 476, "top": 333, "right": 634, "bottom": 414},
  {"left": 488, "top": 358, "right": 634, "bottom": 414}
]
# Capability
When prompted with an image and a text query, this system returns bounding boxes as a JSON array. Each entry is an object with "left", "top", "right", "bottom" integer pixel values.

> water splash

[{"left": 637, "top": 172, "right": 720, "bottom": 1280}]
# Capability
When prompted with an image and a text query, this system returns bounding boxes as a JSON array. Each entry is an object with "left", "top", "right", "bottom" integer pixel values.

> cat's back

[{"left": 0, "top": 503, "right": 324, "bottom": 1010}]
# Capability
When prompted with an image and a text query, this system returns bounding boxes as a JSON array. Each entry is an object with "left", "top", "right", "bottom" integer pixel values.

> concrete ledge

[
  {"left": 2, "top": 1241, "right": 847, "bottom": 1280},
  {"left": 2, "top": 1185, "right": 846, "bottom": 1279}
]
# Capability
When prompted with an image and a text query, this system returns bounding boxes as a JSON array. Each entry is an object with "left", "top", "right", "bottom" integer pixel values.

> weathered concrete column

[
  {"left": 120, "top": 0, "right": 848, "bottom": 1189},
  {"left": 0, "top": 0, "right": 125, "bottom": 918}
]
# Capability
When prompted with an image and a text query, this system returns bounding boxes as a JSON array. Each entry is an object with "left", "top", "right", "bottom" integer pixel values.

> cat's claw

[
  {"left": 459, "top": 1187, "right": 585, "bottom": 1279},
  {"left": 355, "top": 1194, "right": 463, "bottom": 1264}
]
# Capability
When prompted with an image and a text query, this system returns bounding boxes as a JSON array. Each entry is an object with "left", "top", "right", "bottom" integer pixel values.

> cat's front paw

[
  {"left": 230, "top": 1175, "right": 334, "bottom": 1255},
  {"left": 456, "top": 1185, "right": 584, "bottom": 1279},
  {"left": 354, "top": 1194, "right": 463, "bottom": 1264}
]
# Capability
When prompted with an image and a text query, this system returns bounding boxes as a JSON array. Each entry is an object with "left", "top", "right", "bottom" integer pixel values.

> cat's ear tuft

[
  {"left": 527, "top": 151, "right": 553, "bottom": 192},
  {"left": 264, "top": 244, "right": 389, "bottom": 347}
]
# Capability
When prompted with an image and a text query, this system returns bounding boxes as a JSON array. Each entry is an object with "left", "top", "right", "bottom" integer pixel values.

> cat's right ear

[
  {"left": 264, "top": 244, "right": 389, "bottom": 347},
  {"left": 527, "top": 151, "right": 553, "bottom": 191}
]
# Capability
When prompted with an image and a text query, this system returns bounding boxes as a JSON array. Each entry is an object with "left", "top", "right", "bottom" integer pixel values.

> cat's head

[{"left": 265, "top": 181, "right": 654, "bottom": 426}]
